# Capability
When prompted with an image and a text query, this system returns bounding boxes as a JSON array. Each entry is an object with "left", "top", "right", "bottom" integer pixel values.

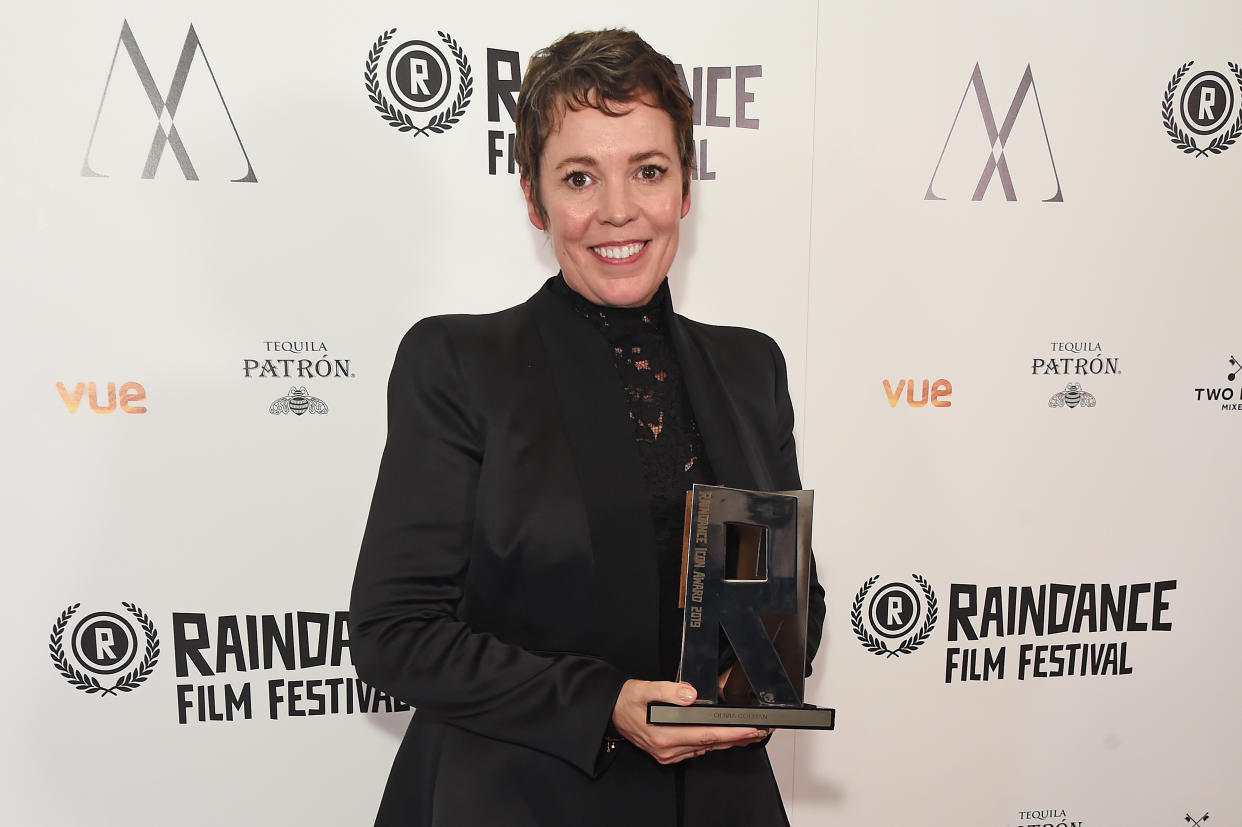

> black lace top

[{"left": 550, "top": 275, "right": 716, "bottom": 677}]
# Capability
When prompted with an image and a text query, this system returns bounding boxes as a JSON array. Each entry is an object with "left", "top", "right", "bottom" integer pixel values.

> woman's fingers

[{"left": 611, "top": 679, "right": 770, "bottom": 764}]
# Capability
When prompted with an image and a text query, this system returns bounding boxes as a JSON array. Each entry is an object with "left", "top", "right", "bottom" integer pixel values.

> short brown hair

[{"left": 515, "top": 29, "right": 694, "bottom": 221}]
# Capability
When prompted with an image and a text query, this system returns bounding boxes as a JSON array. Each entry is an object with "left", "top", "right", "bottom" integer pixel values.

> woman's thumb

[{"left": 657, "top": 681, "right": 698, "bottom": 706}]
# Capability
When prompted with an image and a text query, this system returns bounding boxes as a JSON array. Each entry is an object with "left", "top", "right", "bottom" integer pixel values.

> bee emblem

[
  {"left": 270, "top": 387, "right": 329, "bottom": 416},
  {"left": 1048, "top": 382, "right": 1096, "bottom": 409}
]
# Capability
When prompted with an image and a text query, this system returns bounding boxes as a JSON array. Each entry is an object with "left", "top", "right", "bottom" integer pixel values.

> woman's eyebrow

[
  {"left": 630, "top": 150, "right": 671, "bottom": 163},
  {"left": 551, "top": 150, "right": 672, "bottom": 171},
  {"left": 551, "top": 155, "right": 598, "bottom": 170}
]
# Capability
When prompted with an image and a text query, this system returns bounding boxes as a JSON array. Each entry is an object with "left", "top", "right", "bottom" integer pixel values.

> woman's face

[{"left": 522, "top": 97, "right": 690, "bottom": 308}]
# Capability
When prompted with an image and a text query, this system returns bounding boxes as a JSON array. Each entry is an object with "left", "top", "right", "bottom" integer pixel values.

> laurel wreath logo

[
  {"left": 49, "top": 602, "right": 161, "bottom": 696},
  {"left": 364, "top": 29, "right": 473, "bottom": 138},
  {"left": 1162, "top": 60, "right": 1242, "bottom": 157},
  {"left": 851, "top": 574, "right": 938, "bottom": 658}
]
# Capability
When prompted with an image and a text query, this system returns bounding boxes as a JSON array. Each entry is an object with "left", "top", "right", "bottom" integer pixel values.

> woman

[{"left": 350, "top": 28, "right": 825, "bottom": 827}]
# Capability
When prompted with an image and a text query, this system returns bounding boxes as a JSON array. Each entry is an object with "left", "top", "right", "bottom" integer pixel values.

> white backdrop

[{"left": 1, "top": 1, "right": 1238, "bottom": 825}]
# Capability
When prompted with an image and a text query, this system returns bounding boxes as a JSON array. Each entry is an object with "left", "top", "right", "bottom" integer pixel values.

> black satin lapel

[
  {"left": 529, "top": 287, "right": 661, "bottom": 678},
  {"left": 670, "top": 318, "right": 771, "bottom": 491}
]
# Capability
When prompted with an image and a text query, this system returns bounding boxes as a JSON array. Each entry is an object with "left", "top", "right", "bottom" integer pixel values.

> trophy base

[{"left": 647, "top": 702, "right": 835, "bottom": 730}]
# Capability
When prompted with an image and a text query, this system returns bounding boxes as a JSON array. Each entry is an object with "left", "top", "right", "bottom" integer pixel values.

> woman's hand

[{"left": 610, "top": 679, "right": 770, "bottom": 765}]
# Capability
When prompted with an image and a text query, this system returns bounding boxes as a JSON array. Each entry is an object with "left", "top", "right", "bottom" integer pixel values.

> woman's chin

[{"left": 570, "top": 273, "right": 664, "bottom": 308}]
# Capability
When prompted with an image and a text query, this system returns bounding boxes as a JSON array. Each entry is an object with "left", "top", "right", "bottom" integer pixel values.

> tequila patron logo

[
  {"left": 49, "top": 603, "right": 160, "bottom": 696},
  {"left": 1031, "top": 342, "right": 1119, "bottom": 377},
  {"left": 1048, "top": 382, "right": 1096, "bottom": 409},
  {"left": 1011, "top": 808, "right": 1085, "bottom": 827},
  {"left": 1033, "top": 341, "right": 1117, "bottom": 409},
  {"left": 270, "top": 387, "right": 328, "bottom": 416},
  {"left": 926, "top": 64, "right": 1063, "bottom": 202},
  {"left": 242, "top": 340, "right": 353, "bottom": 380},
  {"left": 56, "top": 381, "right": 147, "bottom": 414},
  {"left": 365, "top": 29, "right": 473, "bottom": 139},
  {"left": 82, "top": 20, "right": 256, "bottom": 182},
  {"left": 1162, "top": 61, "right": 1242, "bottom": 157},
  {"left": 244, "top": 340, "right": 353, "bottom": 416},
  {"left": 851, "top": 574, "right": 938, "bottom": 658},
  {"left": 1192, "top": 354, "right": 1241, "bottom": 411}
]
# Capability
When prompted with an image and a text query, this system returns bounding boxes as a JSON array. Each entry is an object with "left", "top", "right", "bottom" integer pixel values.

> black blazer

[{"left": 350, "top": 279, "right": 825, "bottom": 827}]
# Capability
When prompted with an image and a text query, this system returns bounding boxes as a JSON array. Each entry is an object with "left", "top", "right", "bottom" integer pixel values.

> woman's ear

[{"left": 521, "top": 176, "right": 546, "bottom": 231}]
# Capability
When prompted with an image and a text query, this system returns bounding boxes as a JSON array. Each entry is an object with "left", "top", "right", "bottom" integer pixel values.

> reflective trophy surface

[{"left": 648, "top": 484, "right": 835, "bottom": 729}]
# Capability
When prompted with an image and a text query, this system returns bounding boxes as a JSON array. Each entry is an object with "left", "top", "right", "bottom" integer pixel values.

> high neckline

[{"left": 549, "top": 273, "right": 671, "bottom": 335}]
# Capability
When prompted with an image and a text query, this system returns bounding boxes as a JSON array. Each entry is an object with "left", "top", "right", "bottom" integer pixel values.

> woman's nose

[{"left": 599, "top": 183, "right": 636, "bottom": 226}]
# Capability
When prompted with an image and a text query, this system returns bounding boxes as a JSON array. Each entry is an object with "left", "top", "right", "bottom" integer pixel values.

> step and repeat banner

[{"left": 1, "top": 1, "right": 1237, "bottom": 825}]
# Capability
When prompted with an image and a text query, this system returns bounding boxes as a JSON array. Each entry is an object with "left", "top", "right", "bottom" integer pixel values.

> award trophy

[{"left": 648, "top": 484, "right": 835, "bottom": 730}]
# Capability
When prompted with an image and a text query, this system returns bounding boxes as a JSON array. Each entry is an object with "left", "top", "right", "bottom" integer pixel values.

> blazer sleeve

[
  {"left": 765, "top": 335, "right": 827, "bottom": 673},
  {"left": 349, "top": 318, "right": 627, "bottom": 777}
]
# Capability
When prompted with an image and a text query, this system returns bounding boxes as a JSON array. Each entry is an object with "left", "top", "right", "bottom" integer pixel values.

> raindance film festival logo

[
  {"left": 174, "top": 609, "right": 409, "bottom": 724},
  {"left": 945, "top": 580, "right": 1175, "bottom": 683},
  {"left": 1163, "top": 61, "right": 1242, "bottom": 157},
  {"left": 1192, "top": 354, "right": 1241, "bottom": 412},
  {"left": 852, "top": 577, "right": 1177, "bottom": 683},
  {"left": 49, "top": 603, "right": 160, "bottom": 697},
  {"left": 851, "top": 574, "right": 938, "bottom": 658},
  {"left": 82, "top": 20, "right": 256, "bottom": 182},
  {"left": 483, "top": 47, "right": 761, "bottom": 179},
  {"left": 365, "top": 28, "right": 473, "bottom": 139}
]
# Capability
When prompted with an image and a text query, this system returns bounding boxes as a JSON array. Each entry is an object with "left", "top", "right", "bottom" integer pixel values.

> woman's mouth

[{"left": 590, "top": 241, "right": 647, "bottom": 261}]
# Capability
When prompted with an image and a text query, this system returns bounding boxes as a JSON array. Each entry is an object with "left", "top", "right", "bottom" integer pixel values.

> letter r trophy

[{"left": 648, "top": 485, "right": 835, "bottom": 729}]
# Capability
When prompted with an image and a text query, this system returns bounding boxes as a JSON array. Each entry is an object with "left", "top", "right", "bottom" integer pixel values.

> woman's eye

[
  {"left": 565, "top": 171, "right": 592, "bottom": 188},
  {"left": 638, "top": 164, "right": 667, "bottom": 181}
]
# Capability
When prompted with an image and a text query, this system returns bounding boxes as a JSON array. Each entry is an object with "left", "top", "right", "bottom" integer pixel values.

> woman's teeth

[{"left": 592, "top": 242, "right": 645, "bottom": 260}]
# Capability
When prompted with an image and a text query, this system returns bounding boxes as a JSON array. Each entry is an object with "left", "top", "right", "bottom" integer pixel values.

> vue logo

[
  {"left": 57, "top": 381, "right": 147, "bottom": 414},
  {"left": 883, "top": 379, "right": 952, "bottom": 408}
]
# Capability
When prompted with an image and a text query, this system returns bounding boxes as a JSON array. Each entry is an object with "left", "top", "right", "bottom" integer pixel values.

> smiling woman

[
  {"left": 350, "top": 28, "right": 824, "bottom": 827},
  {"left": 521, "top": 99, "right": 691, "bottom": 308}
]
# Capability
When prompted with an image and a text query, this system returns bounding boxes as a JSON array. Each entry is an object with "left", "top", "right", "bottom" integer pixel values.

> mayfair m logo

[
  {"left": 82, "top": 20, "right": 256, "bottom": 182},
  {"left": 925, "top": 64, "right": 1062, "bottom": 202}
]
